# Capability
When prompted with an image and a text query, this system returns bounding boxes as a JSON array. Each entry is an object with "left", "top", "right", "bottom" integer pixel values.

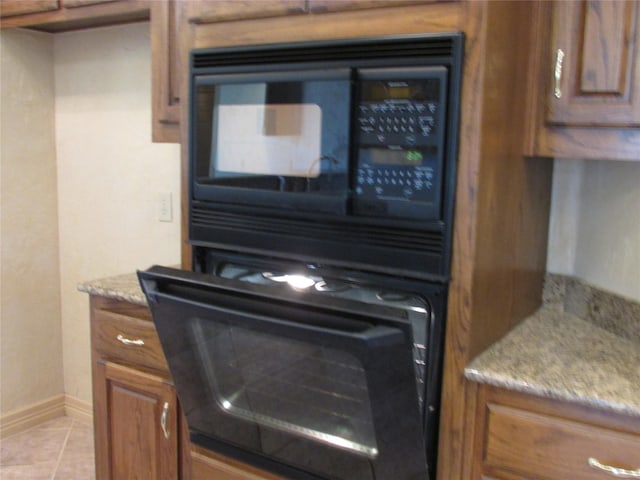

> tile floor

[{"left": 0, "top": 416, "right": 95, "bottom": 479}]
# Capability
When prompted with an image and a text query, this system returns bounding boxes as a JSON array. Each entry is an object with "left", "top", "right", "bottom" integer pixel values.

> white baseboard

[
  {"left": 64, "top": 394, "right": 93, "bottom": 426},
  {"left": 0, "top": 394, "right": 66, "bottom": 439},
  {"left": 0, "top": 394, "right": 94, "bottom": 438}
]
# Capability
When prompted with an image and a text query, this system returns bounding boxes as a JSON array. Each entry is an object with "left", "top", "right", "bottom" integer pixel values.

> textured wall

[
  {"left": 547, "top": 159, "right": 640, "bottom": 302},
  {"left": 0, "top": 29, "right": 64, "bottom": 415},
  {"left": 54, "top": 23, "right": 181, "bottom": 404}
]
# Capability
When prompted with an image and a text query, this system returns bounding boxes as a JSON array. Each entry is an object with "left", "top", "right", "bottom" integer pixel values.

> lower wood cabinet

[
  {"left": 94, "top": 361, "right": 179, "bottom": 480},
  {"left": 471, "top": 384, "right": 640, "bottom": 480},
  {"left": 191, "top": 446, "right": 283, "bottom": 480}
]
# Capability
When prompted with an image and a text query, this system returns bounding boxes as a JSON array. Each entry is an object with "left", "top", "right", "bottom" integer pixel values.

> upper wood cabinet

[
  {"left": 526, "top": 0, "right": 640, "bottom": 161},
  {"left": 0, "top": 0, "right": 59, "bottom": 17},
  {"left": 151, "top": 0, "right": 183, "bottom": 143},
  {"left": 0, "top": 0, "right": 149, "bottom": 32},
  {"left": 183, "top": 0, "right": 306, "bottom": 25},
  {"left": 308, "top": 0, "right": 439, "bottom": 14},
  {"left": 548, "top": 0, "right": 640, "bottom": 127}
]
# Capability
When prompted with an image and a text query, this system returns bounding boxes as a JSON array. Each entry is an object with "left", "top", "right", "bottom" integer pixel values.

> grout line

[{"left": 50, "top": 419, "right": 74, "bottom": 480}]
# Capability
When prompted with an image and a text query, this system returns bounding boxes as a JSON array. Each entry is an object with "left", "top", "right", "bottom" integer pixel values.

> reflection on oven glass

[
  {"left": 190, "top": 317, "right": 379, "bottom": 458},
  {"left": 217, "top": 260, "right": 431, "bottom": 408}
]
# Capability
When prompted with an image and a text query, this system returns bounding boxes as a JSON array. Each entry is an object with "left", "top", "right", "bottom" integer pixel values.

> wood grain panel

[
  {"left": 471, "top": 385, "right": 640, "bottom": 480},
  {"left": 484, "top": 404, "right": 640, "bottom": 480},
  {"left": 547, "top": 0, "right": 640, "bottom": 126},
  {"left": 151, "top": 0, "right": 182, "bottom": 143},
  {"left": 308, "top": 0, "right": 436, "bottom": 14},
  {"left": 579, "top": 0, "right": 632, "bottom": 95},
  {"left": 101, "top": 361, "right": 178, "bottom": 480},
  {"left": 92, "top": 307, "right": 168, "bottom": 373},
  {"left": 0, "top": 0, "right": 58, "bottom": 17},
  {"left": 0, "top": 0, "right": 149, "bottom": 31},
  {"left": 185, "top": 0, "right": 306, "bottom": 25},
  {"left": 192, "top": 447, "right": 284, "bottom": 480}
]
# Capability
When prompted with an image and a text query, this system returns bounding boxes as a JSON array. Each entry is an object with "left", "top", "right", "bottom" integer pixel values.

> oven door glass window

[
  {"left": 192, "top": 69, "right": 351, "bottom": 213},
  {"left": 140, "top": 268, "right": 428, "bottom": 480}
]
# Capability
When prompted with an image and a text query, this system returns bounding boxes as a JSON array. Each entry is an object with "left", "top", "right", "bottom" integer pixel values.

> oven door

[{"left": 138, "top": 266, "right": 428, "bottom": 480}]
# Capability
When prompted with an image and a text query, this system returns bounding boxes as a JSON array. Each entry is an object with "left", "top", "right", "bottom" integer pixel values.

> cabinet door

[
  {"left": 0, "top": 0, "right": 58, "bottom": 17},
  {"left": 60, "top": 0, "right": 119, "bottom": 7},
  {"left": 93, "top": 360, "right": 178, "bottom": 480},
  {"left": 548, "top": 0, "right": 640, "bottom": 126},
  {"left": 184, "top": 0, "right": 306, "bottom": 25},
  {"left": 151, "top": 0, "right": 183, "bottom": 143},
  {"left": 191, "top": 447, "right": 283, "bottom": 480},
  {"left": 308, "top": 0, "right": 437, "bottom": 14}
]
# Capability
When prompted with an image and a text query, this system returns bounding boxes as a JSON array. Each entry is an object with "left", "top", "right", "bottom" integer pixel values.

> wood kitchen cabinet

[
  {"left": 151, "top": 0, "right": 184, "bottom": 143},
  {"left": 307, "top": 0, "right": 440, "bottom": 14},
  {"left": 94, "top": 361, "right": 179, "bottom": 480},
  {"left": 191, "top": 446, "right": 284, "bottom": 480},
  {"left": 89, "top": 295, "right": 190, "bottom": 480},
  {"left": 526, "top": 0, "right": 640, "bottom": 160},
  {"left": 0, "top": 0, "right": 149, "bottom": 33},
  {"left": 471, "top": 384, "right": 640, "bottom": 480}
]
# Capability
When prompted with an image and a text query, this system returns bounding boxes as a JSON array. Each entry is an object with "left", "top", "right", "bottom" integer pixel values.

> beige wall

[
  {"left": 54, "top": 23, "right": 181, "bottom": 405},
  {"left": 547, "top": 159, "right": 640, "bottom": 301},
  {"left": 0, "top": 29, "right": 64, "bottom": 415}
]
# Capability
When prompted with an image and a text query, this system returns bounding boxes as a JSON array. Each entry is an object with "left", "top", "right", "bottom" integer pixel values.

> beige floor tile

[
  {"left": 0, "top": 416, "right": 96, "bottom": 479},
  {"left": 0, "top": 460, "right": 57, "bottom": 479},
  {"left": 1, "top": 428, "right": 68, "bottom": 466}
]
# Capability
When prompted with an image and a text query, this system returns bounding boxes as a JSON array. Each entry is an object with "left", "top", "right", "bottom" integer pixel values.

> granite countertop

[
  {"left": 466, "top": 275, "right": 640, "bottom": 418},
  {"left": 78, "top": 271, "right": 147, "bottom": 305}
]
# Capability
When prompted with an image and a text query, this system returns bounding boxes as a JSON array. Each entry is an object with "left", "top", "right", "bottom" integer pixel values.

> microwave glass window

[
  {"left": 194, "top": 77, "right": 351, "bottom": 194},
  {"left": 215, "top": 103, "right": 322, "bottom": 178}
]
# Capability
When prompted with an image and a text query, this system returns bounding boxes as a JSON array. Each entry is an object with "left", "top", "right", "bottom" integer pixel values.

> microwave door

[
  {"left": 191, "top": 69, "right": 352, "bottom": 215},
  {"left": 138, "top": 267, "right": 428, "bottom": 480}
]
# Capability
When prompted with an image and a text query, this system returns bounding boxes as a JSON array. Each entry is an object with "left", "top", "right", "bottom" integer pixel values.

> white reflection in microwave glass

[{"left": 214, "top": 104, "right": 322, "bottom": 178}]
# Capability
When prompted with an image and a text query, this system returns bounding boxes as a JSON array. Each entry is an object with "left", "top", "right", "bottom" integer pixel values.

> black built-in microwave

[{"left": 189, "top": 34, "right": 463, "bottom": 280}]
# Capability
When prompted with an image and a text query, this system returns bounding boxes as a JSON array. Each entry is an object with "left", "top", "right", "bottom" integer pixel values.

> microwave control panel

[{"left": 354, "top": 66, "right": 448, "bottom": 221}]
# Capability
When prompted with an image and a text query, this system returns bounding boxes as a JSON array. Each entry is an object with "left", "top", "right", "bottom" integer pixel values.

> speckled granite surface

[
  {"left": 78, "top": 271, "right": 147, "bottom": 305},
  {"left": 467, "top": 275, "right": 640, "bottom": 417}
]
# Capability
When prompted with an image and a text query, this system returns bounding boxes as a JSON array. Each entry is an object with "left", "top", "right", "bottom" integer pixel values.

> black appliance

[{"left": 139, "top": 33, "right": 463, "bottom": 480}]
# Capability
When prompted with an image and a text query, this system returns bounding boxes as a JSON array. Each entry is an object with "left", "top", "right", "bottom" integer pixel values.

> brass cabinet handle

[
  {"left": 588, "top": 457, "right": 640, "bottom": 478},
  {"left": 553, "top": 48, "right": 565, "bottom": 99},
  {"left": 161, "top": 401, "right": 170, "bottom": 439},
  {"left": 116, "top": 334, "right": 145, "bottom": 347}
]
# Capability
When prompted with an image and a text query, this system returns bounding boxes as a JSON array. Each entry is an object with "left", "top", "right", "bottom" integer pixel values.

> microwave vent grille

[
  {"left": 192, "top": 36, "right": 456, "bottom": 70},
  {"left": 191, "top": 207, "right": 444, "bottom": 255}
]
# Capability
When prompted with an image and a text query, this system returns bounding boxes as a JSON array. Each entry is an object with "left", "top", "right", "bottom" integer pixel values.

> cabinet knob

[{"left": 588, "top": 457, "right": 640, "bottom": 478}]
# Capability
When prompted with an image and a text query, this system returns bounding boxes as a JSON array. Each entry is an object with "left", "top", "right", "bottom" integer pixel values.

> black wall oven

[{"left": 140, "top": 33, "right": 463, "bottom": 480}]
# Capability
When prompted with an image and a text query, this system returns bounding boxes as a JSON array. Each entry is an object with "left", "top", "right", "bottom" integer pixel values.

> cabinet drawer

[
  {"left": 484, "top": 404, "right": 640, "bottom": 480},
  {"left": 92, "top": 309, "right": 168, "bottom": 373},
  {"left": 191, "top": 447, "right": 283, "bottom": 480}
]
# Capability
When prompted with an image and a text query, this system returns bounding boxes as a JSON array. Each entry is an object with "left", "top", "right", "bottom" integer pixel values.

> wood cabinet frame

[{"left": 181, "top": 3, "right": 554, "bottom": 479}]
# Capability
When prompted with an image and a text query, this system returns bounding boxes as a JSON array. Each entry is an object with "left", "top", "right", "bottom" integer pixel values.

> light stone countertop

[
  {"left": 465, "top": 307, "right": 640, "bottom": 418},
  {"left": 78, "top": 271, "right": 147, "bottom": 305}
]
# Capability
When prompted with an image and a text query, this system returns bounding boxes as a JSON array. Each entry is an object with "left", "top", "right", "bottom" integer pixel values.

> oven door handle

[{"left": 139, "top": 271, "right": 406, "bottom": 350}]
